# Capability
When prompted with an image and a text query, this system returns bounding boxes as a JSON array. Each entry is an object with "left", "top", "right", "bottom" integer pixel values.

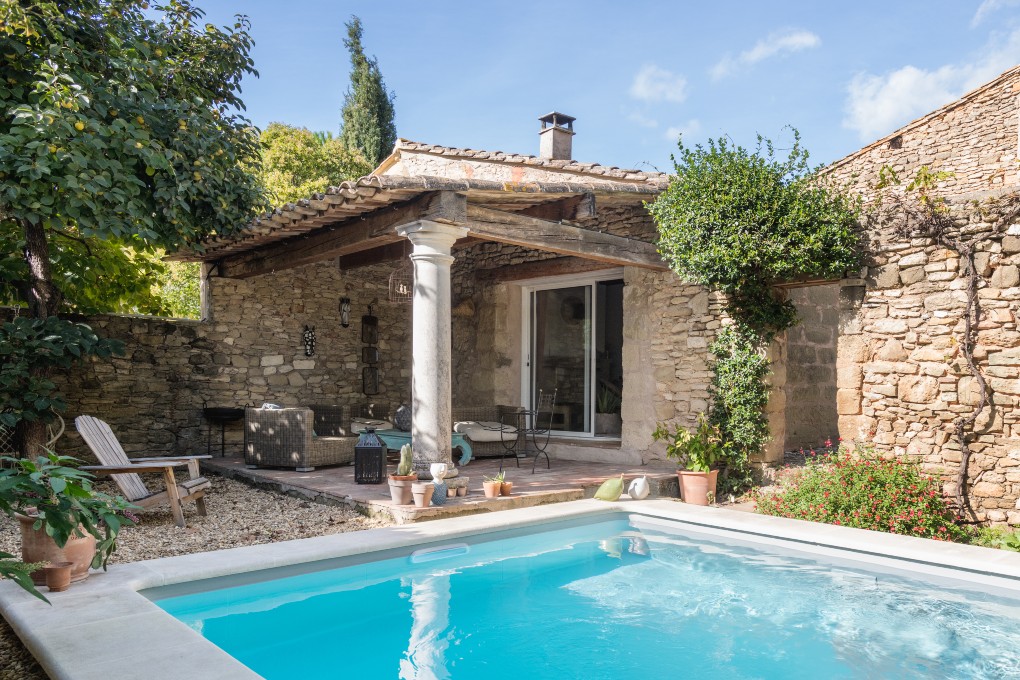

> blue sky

[{"left": 196, "top": 1, "right": 1020, "bottom": 172}]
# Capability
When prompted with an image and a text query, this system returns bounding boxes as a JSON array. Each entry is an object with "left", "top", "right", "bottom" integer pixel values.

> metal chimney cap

[{"left": 538, "top": 112, "right": 576, "bottom": 130}]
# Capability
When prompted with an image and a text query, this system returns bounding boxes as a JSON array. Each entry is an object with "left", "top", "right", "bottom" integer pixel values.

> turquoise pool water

[{"left": 151, "top": 517, "right": 1020, "bottom": 679}]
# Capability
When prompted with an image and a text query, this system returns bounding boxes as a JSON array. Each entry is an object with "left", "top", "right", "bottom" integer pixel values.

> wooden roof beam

[
  {"left": 217, "top": 191, "right": 464, "bottom": 279},
  {"left": 464, "top": 204, "right": 667, "bottom": 271}
]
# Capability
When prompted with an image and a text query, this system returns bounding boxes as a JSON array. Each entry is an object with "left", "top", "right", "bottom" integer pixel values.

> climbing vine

[
  {"left": 649, "top": 131, "right": 861, "bottom": 490},
  {"left": 868, "top": 166, "right": 1015, "bottom": 519}
]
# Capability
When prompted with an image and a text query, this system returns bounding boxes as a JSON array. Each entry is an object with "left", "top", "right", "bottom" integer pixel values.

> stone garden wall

[
  {"left": 785, "top": 284, "right": 840, "bottom": 450},
  {"left": 835, "top": 195, "right": 1020, "bottom": 523},
  {"left": 36, "top": 260, "right": 411, "bottom": 461}
]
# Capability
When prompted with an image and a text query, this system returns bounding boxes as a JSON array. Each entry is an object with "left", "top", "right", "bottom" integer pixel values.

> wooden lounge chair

[{"left": 74, "top": 416, "right": 211, "bottom": 528}]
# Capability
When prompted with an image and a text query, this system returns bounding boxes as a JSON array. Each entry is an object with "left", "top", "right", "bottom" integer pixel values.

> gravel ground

[{"left": 0, "top": 474, "right": 388, "bottom": 679}]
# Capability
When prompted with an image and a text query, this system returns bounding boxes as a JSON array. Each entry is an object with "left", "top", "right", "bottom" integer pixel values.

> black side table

[{"left": 203, "top": 407, "right": 245, "bottom": 456}]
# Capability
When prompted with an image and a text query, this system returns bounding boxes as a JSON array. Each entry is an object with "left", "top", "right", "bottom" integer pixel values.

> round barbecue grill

[{"left": 202, "top": 407, "right": 245, "bottom": 456}]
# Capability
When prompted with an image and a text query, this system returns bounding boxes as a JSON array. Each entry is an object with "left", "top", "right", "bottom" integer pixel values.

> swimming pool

[
  {"left": 148, "top": 513, "right": 1020, "bottom": 679},
  {"left": 5, "top": 500, "right": 1020, "bottom": 680}
]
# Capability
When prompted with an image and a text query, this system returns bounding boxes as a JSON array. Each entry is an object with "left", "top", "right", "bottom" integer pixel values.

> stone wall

[
  {"left": 43, "top": 260, "right": 411, "bottom": 460},
  {"left": 825, "top": 67, "right": 1019, "bottom": 199},
  {"left": 837, "top": 194, "right": 1020, "bottom": 523},
  {"left": 785, "top": 284, "right": 840, "bottom": 450}
]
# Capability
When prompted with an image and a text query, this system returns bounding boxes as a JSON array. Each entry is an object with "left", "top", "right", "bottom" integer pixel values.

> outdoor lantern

[
  {"left": 354, "top": 427, "right": 386, "bottom": 484},
  {"left": 339, "top": 297, "right": 351, "bottom": 328}
]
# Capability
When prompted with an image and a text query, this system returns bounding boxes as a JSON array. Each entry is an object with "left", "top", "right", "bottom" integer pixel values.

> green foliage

[
  {"left": 1, "top": 1, "right": 265, "bottom": 451},
  {"left": 339, "top": 16, "right": 396, "bottom": 167},
  {"left": 649, "top": 132, "right": 861, "bottom": 472},
  {"left": 970, "top": 526, "right": 1020, "bottom": 552},
  {"left": 653, "top": 414, "right": 730, "bottom": 473},
  {"left": 708, "top": 326, "right": 771, "bottom": 456},
  {"left": 147, "top": 257, "right": 200, "bottom": 319},
  {"left": 258, "top": 122, "right": 372, "bottom": 205},
  {"left": 484, "top": 471, "right": 506, "bottom": 483},
  {"left": 0, "top": 0, "right": 267, "bottom": 252},
  {"left": 0, "top": 221, "right": 175, "bottom": 315},
  {"left": 755, "top": 445, "right": 965, "bottom": 541},
  {"left": 649, "top": 132, "right": 860, "bottom": 336},
  {"left": 0, "top": 553, "right": 45, "bottom": 602},
  {"left": 0, "top": 451, "right": 137, "bottom": 600},
  {"left": 596, "top": 386, "right": 621, "bottom": 414},
  {"left": 0, "top": 316, "right": 123, "bottom": 428}
]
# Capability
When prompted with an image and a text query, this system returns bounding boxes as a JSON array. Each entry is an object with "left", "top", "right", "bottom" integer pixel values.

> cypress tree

[{"left": 340, "top": 17, "right": 397, "bottom": 167}]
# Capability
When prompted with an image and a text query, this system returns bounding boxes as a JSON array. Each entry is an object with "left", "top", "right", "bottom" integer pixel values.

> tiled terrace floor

[{"left": 204, "top": 454, "right": 680, "bottom": 524}]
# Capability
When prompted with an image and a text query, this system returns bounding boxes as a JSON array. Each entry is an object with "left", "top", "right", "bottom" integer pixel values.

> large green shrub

[
  {"left": 649, "top": 132, "right": 861, "bottom": 482},
  {"left": 755, "top": 445, "right": 965, "bottom": 541}
]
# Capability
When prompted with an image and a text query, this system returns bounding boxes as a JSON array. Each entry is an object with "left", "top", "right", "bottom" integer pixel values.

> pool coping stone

[{"left": 3, "top": 499, "right": 1020, "bottom": 679}]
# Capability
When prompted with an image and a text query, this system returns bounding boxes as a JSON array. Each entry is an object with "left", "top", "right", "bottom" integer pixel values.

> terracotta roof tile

[{"left": 394, "top": 139, "right": 667, "bottom": 184}]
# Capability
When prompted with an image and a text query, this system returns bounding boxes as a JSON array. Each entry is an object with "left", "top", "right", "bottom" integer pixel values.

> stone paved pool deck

[{"left": 203, "top": 454, "right": 681, "bottom": 523}]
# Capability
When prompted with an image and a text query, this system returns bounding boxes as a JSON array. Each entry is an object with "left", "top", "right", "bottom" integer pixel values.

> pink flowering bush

[{"left": 755, "top": 444, "right": 965, "bottom": 541}]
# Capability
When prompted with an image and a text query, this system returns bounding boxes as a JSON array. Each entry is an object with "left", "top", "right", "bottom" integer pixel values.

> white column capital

[{"left": 396, "top": 220, "right": 469, "bottom": 255}]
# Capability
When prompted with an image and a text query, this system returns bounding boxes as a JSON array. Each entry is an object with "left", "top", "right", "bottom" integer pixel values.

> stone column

[{"left": 396, "top": 220, "right": 469, "bottom": 479}]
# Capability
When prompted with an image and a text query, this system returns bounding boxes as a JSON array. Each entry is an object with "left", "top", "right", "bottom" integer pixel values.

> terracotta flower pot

[
  {"left": 44, "top": 561, "right": 74, "bottom": 593},
  {"left": 17, "top": 514, "right": 96, "bottom": 585},
  {"left": 500, "top": 482, "right": 513, "bottom": 497},
  {"left": 677, "top": 470, "right": 719, "bottom": 506},
  {"left": 388, "top": 475, "right": 417, "bottom": 505},
  {"left": 483, "top": 481, "right": 501, "bottom": 498},
  {"left": 411, "top": 482, "right": 434, "bottom": 508}
]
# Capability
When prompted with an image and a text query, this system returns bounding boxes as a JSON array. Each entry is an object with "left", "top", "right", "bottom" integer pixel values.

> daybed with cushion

[{"left": 452, "top": 405, "right": 523, "bottom": 459}]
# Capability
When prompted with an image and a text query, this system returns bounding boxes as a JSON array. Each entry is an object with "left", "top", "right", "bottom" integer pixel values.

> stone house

[{"left": 24, "top": 66, "right": 1020, "bottom": 522}]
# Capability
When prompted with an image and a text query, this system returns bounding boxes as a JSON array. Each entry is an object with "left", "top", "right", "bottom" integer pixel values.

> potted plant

[
  {"left": 595, "top": 386, "right": 622, "bottom": 436},
  {"left": 388, "top": 444, "right": 417, "bottom": 505},
  {"left": 0, "top": 451, "right": 135, "bottom": 599},
  {"left": 499, "top": 473, "right": 513, "bottom": 497},
  {"left": 411, "top": 480, "right": 434, "bottom": 508},
  {"left": 482, "top": 472, "right": 503, "bottom": 498},
  {"left": 652, "top": 414, "right": 728, "bottom": 506}
]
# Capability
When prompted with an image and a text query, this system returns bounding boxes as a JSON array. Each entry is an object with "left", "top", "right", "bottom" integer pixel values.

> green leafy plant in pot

[
  {"left": 653, "top": 414, "right": 729, "bottom": 506},
  {"left": 595, "top": 386, "right": 622, "bottom": 436},
  {"left": 0, "top": 451, "right": 136, "bottom": 600}
]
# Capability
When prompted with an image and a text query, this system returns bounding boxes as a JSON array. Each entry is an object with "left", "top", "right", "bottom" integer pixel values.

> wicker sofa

[{"left": 244, "top": 407, "right": 344, "bottom": 472}]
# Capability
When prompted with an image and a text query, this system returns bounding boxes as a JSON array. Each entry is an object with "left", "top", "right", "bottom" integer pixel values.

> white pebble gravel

[{"left": 0, "top": 475, "right": 388, "bottom": 679}]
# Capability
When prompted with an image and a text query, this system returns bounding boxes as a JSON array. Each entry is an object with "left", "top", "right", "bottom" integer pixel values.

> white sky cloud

[
  {"left": 971, "top": 0, "right": 1020, "bottom": 27},
  {"left": 842, "top": 28, "right": 1020, "bottom": 141},
  {"left": 665, "top": 119, "right": 701, "bottom": 142},
  {"left": 711, "top": 29, "right": 821, "bottom": 79},
  {"left": 630, "top": 64, "right": 687, "bottom": 103},
  {"left": 628, "top": 112, "right": 659, "bottom": 128}
]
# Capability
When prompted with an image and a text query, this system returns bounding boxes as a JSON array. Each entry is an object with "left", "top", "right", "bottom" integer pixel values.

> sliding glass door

[
  {"left": 523, "top": 272, "right": 624, "bottom": 437},
  {"left": 531, "top": 285, "right": 591, "bottom": 433}
]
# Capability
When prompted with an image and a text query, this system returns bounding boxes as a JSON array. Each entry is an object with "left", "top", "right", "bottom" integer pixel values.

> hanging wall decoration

[
  {"left": 389, "top": 244, "right": 414, "bottom": 304},
  {"left": 339, "top": 297, "right": 352, "bottom": 328},
  {"left": 302, "top": 325, "right": 316, "bottom": 356},
  {"left": 361, "top": 305, "right": 378, "bottom": 344},
  {"left": 362, "top": 304, "right": 379, "bottom": 396}
]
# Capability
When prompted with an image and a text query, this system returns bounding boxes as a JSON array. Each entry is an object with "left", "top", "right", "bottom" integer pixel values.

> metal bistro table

[{"left": 374, "top": 429, "right": 473, "bottom": 465}]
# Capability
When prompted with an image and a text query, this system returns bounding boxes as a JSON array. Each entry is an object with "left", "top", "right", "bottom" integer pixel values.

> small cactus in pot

[{"left": 388, "top": 444, "right": 417, "bottom": 505}]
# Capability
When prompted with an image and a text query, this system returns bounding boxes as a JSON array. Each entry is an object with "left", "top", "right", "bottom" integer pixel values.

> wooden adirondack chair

[{"left": 75, "top": 416, "right": 212, "bottom": 528}]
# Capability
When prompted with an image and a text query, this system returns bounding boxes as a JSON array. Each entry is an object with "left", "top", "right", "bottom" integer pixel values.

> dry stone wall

[
  {"left": 785, "top": 284, "right": 840, "bottom": 450},
  {"left": 38, "top": 260, "right": 411, "bottom": 461},
  {"left": 837, "top": 195, "right": 1020, "bottom": 523},
  {"left": 826, "top": 68, "right": 1019, "bottom": 199}
]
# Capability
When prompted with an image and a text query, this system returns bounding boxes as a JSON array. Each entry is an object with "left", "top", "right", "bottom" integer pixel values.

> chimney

[{"left": 538, "top": 112, "right": 575, "bottom": 160}]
